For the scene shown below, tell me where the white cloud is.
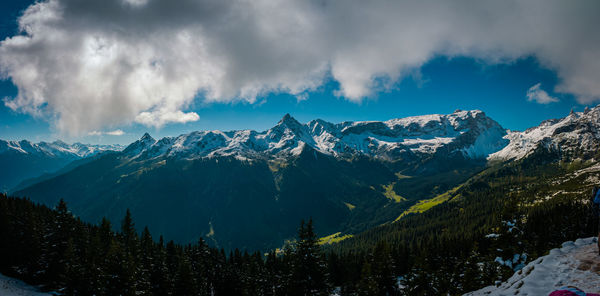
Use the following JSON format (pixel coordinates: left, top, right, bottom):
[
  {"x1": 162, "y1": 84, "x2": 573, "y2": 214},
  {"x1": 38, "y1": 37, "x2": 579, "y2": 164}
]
[
  {"x1": 1, "y1": 0, "x2": 599, "y2": 135},
  {"x1": 135, "y1": 110, "x2": 199, "y2": 127},
  {"x1": 106, "y1": 129, "x2": 125, "y2": 136},
  {"x1": 526, "y1": 83, "x2": 559, "y2": 104},
  {"x1": 88, "y1": 129, "x2": 125, "y2": 136}
]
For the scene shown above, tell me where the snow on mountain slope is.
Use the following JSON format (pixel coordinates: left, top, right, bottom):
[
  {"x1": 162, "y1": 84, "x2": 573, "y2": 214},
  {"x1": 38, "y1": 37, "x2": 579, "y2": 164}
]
[
  {"x1": 466, "y1": 237, "x2": 600, "y2": 296},
  {"x1": 0, "y1": 273, "x2": 52, "y2": 296},
  {"x1": 489, "y1": 105, "x2": 600, "y2": 161},
  {"x1": 0, "y1": 139, "x2": 123, "y2": 158},
  {"x1": 124, "y1": 110, "x2": 509, "y2": 161},
  {"x1": 0, "y1": 139, "x2": 125, "y2": 191}
]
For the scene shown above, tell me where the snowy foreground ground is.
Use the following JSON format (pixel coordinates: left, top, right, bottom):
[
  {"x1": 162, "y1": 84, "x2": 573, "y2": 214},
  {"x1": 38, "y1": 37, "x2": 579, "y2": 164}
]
[
  {"x1": 0, "y1": 273, "x2": 52, "y2": 296},
  {"x1": 466, "y1": 237, "x2": 600, "y2": 295}
]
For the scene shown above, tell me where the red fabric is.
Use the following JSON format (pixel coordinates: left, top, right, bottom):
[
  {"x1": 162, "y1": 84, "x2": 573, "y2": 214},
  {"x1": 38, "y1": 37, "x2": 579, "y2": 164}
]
[
  {"x1": 549, "y1": 291, "x2": 600, "y2": 296},
  {"x1": 549, "y1": 291, "x2": 579, "y2": 296}
]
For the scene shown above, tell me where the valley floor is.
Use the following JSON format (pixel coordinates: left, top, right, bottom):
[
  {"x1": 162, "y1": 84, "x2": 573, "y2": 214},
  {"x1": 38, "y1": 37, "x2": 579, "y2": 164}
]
[
  {"x1": 0, "y1": 273, "x2": 52, "y2": 296},
  {"x1": 467, "y1": 237, "x2": 600, "y2": 295}
]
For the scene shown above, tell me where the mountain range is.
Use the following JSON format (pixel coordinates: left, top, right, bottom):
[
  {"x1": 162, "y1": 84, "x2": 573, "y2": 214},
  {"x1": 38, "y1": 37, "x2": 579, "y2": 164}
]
[
  {"x1": 6, "y1": 106, "x2": 600, "y2": 250},
  {"x1": 120, "y1": 109, "x2": 507, "y2": 162},
  {"x1": 0, "y1": 140, "x2": 123, "y2": 192}
]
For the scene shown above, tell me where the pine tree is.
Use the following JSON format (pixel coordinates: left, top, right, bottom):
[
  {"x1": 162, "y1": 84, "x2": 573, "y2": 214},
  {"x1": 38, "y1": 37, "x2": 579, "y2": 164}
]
[
  {"x1": 120, "y1": 209, "x2": 140, "y2": 296},
  {"x1": 356, "y1": 261, "x2": 379, "y2": 296},
  {"x1": 174, "y1": 254, "x2": 197, "y2": 295},
  {"x1": 137, "y1": 226, "x2": 153, "y2": 294},
  {"x1": 190, "y1": 238, "x2": 211, "y2": 296},
  {"x1": 288, "y1": 219, "x2": 330, "y2": 296},
  {"x1": 45, "y1": 199, "x2": 74, "y2": 289},
  {"x1": 371, "y1": 241, "x2": 397, "y2": 296},
  {"x1": 151, "y1": 236, "x2": 171, "y2": 296}
]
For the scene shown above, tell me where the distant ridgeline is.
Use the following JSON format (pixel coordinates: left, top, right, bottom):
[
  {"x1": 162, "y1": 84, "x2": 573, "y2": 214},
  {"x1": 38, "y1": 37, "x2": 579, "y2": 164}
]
[{"x1": 0, "y1": 140, "x2": 123, "y2": 192}]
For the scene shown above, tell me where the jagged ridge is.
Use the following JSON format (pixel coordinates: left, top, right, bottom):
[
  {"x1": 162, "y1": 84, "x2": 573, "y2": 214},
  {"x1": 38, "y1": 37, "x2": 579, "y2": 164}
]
[
  {"x1": 124, "y1": 109, "x2": 508, "y2": 161},
  {"x1": 0, "y1": 139, "x2": 123, "y2": 158},
  {"x1": 489, "y1": 105, "x2": 600, "y2": 161}
]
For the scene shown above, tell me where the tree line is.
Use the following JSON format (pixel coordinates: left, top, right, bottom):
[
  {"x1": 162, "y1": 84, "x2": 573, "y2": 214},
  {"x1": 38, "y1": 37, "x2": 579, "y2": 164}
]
[
  {"x1": 0, "y1": 194, "x2": 396, "y2": 295},
  {"x1": 0, "y1": 159, "x2": 596, "y2": 295}
]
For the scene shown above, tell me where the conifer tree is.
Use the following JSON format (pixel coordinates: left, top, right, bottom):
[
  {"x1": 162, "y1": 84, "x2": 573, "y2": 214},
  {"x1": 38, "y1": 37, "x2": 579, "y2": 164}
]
[
  {"x1": 45, "y1": 199, "x2": 73, "y2": 289},
  {"x1": 371, "y1": 241, "x2": 397, "y2": 295},
  {"x1": 356, "y1": 261, "x2": 379, "y2": 296},
  {"x1": 150, "y1": 236, "x2": 171, "y2": 296},
  {"x1": 137, "y1": 226, "x2": 153, "y2": 294},
  {"x1": 288, "y1": 219, "x2": 330, "y2": 296},
  {"x1": 120, "y1": 209, "x2": 140, "y2": 296}
]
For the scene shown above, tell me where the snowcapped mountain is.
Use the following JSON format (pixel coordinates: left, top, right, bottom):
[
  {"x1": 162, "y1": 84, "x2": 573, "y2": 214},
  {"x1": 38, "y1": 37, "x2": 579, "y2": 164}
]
[
  {"x1": 0, "y1": 139, "x2": 123, "y2": 158},
  {"x1": 12, "y1": 110, "x2": 508, "y2": 250},
  {"x1": 124, "y1": 109, "x2": 508, "y2": 161},
  {"x1": 489, "y1": 105, "x2": 600, "y2": 162},
  {"x1": 0, "y1": 140, "x2": 124, "y2": 191}
]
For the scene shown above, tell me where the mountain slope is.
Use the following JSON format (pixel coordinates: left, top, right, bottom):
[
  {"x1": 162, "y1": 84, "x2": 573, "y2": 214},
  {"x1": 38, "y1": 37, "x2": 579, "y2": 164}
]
[
  {"x1": 466, "y1": 237, "x2": 600, "y2": 295},
  {"x1": 323, "y1": 107, "x2": 600, "y2": 294},
  {"x1": 13, "y1": 110, "x2": 507, "y2": 250},
  {"x1": 0, "y1": 140, "x2": 123, "y2": 192},
  {"x1": 0, "y1": 273, "x2": 51, "y2": 296},
  {"x1": 489, "y1": 106, "x2": 600, "y2": 162}
]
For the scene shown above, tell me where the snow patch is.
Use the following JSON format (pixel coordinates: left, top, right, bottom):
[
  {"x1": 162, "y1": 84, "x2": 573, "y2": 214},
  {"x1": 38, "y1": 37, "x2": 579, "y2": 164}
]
[
  {"x1": 466, "y1": 237, "x2": 600, "y2": 295},
  {"x1": 0, "y1": 139, "x2": 123, "y2": 158},
  {"x1": 0, "y1": 273, "x2": 53, "y2": 296},
  {"x1": 489, "y1": 105, "x2": 600, "y2": 161}
]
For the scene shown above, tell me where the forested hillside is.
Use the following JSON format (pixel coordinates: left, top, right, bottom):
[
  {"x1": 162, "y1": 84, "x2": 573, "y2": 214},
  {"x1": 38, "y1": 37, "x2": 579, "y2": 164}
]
[
  {"x1": 4, "y1": 108, "x2": 600, "y2": 295},
  {"x1": 327, "y1": 153, "x2": 598, "y2": 294},
  {"x1": 1, "y1": 150, "x2": 597, "y2": 295},
  {"x1": 0, "y1": 195, "x2": 335, "y2": 295}
]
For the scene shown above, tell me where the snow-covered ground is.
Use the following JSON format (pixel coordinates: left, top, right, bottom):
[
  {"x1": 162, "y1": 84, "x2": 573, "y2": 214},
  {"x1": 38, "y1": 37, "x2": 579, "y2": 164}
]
[
  {"x1": 0, "y1": 273, "x2": 52, "y2": 296},
  {"x1": 466, "y1": 237, "x2": 600, "y2": 295}
]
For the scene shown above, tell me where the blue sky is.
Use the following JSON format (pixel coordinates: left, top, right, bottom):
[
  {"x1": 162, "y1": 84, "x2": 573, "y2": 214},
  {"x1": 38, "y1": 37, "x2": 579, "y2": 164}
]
[{"x1": 0, "y1": 0, "x2": 593, "y2": 145}]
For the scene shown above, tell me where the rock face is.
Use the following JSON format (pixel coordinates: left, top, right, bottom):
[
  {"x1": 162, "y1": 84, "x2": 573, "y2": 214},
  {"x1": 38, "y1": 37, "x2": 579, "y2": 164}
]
[
  {"x1": 489, "y1": 105, "x2": 600, "y2": 162},
  {"x1": 0, "y1": 139, "x2": 123, "y2": 191}
]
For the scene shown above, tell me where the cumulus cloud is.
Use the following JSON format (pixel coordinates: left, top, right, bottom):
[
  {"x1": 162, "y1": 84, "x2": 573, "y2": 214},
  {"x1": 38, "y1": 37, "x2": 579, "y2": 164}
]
[
  {"x1": 88, "y1": 129, "x2": 125, "y2": 136},
  {"x1": 135, "y1": 110, "x2": 200, "y2": 127},
  {"x1": 1, "y1": 0, "x2": 599, "y2": 134},
  {"x1": 526, "y1": 83, "x2": 559, "y2": 104}
]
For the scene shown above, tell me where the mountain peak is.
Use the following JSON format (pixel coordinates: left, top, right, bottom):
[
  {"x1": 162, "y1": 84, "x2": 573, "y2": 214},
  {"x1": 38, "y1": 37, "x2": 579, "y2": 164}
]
[
  {"x1": 141, "y1": 132, "x2": 154, "y2": 141},
  {"x1": 52, "y1": 140, "x2": 68, "y2": 146},
  {"x1": 123, "y1": 133, "x2": 156, "y2": 156},
  {"x1": 278, "y1": 113, "x2": 299, "y2": 125},
  {"x1": 274, "y1": 113, "x2": 304, "y2": 133}
]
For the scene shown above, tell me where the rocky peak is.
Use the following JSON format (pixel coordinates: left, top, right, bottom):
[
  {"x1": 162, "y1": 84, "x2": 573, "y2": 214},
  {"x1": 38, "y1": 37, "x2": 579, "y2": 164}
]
[
  {"x1": 123, "y1": 133, "x2": 157, "y2": 156},
  {"x1": 140, "y1": 132, "x2": 155, "y2": 143}
]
